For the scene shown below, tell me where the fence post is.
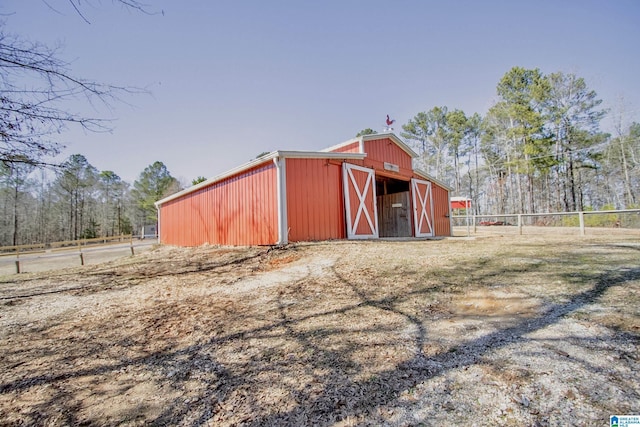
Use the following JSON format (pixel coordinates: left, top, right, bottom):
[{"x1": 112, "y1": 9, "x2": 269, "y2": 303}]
[
  {"x1": 15, "y1": 260, "x2": 20, "y2": 274},
  {"x1": 80, "y1": 252, "x2": 85, "y2": 266},
  {"x1": 579, "y1": 211, "x2": 585, "y2": 236},
  {"x1": 130, "y1": 235, "x2": 135, "y2": 256},
  {"x1": 473, "y1": 215, "x2": 477, "y2": 233},
  {"x1": 518, "y1": 214, "x2": 523, "y2": 235},
  {"x1": 465, "y1": 208, "x2": 470, "y2": 237}
]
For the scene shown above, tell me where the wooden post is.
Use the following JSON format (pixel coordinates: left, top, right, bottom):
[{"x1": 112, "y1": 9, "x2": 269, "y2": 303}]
[
  {"x1": 130, "y1": 235, "x2": 135, "y2": 256},
  {"x1": 465, "y1": 200, "x2": 470, "y2": 237},
  {"x1": 579, "y1": 211, "x2": 585, "y2": 236},
  {"x1": 15, "y1": 246, "x2": 21, "y2": 273},
  {"x1": 79, "y1": 252, "x2": 85, "y2": 266},
  {"x1": 518, "y1": 214, "x2": 523, "y2": 235}
]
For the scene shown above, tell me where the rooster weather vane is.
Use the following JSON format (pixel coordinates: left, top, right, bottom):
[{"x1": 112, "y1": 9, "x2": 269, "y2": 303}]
[{"x1": 384, "y1": 114, "x2": 395, "y2": 131}]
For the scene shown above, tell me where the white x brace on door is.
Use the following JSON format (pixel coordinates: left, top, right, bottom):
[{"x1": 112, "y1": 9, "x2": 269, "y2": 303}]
[
  {"x1": 343, "y1": 163, "x2": 379, "y2": 239},
  {"x1": 411, "y1": 178, "x2": 434, "y2": 237}
]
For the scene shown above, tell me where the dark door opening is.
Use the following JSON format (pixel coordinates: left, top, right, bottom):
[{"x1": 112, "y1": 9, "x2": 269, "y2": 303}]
[{"x1": 376, "y1": 176, "x2": 412, "y2": 237}]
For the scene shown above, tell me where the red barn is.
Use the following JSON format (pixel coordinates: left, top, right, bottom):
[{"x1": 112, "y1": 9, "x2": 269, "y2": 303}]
[{"x1": 155, "y1": 133, "x2": 452, "y2": 246}]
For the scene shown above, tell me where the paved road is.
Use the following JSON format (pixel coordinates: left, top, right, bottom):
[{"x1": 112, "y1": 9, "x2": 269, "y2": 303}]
[{"x1": 0, "y1": 240, "x2": 157, "y2": 276}]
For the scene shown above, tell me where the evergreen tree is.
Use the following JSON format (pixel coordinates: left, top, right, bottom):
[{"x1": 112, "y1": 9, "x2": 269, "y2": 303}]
[
  {"x1": 131, "y1": 161, "x2": 179, "y2": 230},
  {"x1": 545, "y1": 72, "x2": 607, "y2": 211},
  {"x1": 356, "y1": 128, "x2": 377, "y2": 137},
  {"x1": 401, "y1": 107, "x2": 449, "y2": 178}
]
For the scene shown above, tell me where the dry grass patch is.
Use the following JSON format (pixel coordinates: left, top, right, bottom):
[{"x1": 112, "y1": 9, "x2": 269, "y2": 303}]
[{"x1": 0, "y1": 235, "x2": 638, "y2": 426}]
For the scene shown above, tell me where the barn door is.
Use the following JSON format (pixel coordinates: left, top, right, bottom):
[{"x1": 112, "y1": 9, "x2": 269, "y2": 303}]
[
  {"x1": 377, "y1": 192, "x2": 412, "y2": 237},
  {"x1": 343, "y1": 163, "x2": 379, "y2": 239},
  {"x1": 411, "y1": 178, "x2": 434, "y2": 237}
]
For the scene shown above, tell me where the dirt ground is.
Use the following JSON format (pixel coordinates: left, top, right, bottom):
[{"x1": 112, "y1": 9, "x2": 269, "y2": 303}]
[{"x1": 0, "y1": 234, "x2": 638, "y2": 426}]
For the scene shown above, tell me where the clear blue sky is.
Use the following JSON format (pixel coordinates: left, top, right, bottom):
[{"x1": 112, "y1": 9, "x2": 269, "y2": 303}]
[{"x1": 3, "y1": 0, "x2": 639, "y2": 184}]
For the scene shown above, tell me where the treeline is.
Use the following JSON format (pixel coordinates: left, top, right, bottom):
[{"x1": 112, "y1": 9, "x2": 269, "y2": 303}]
[
  {"x1": 0, "y1": 156, "x2": 181, "y2": 246},
  {"x1": 398, "y1": 67, "x2": 639, "y2": 215},
  {"x1": 2, "y1": 66, "x2": 639, "y2": 246},
  {"x1": 0, "y1": 4, "x2": 181, "y2": 247}
]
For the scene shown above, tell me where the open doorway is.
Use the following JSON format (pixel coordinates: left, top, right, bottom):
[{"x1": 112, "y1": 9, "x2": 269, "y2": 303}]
[{"x1": 376, "y1": 176, "x2": 412, "y2": 237}]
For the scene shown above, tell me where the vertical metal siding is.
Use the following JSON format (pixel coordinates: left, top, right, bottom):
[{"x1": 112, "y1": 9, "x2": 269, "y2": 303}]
[
  {"x1": 328, "y1": 141, "x2": 360, "y2": 154},
  {"x1": 431, "y1": 183, "x2": 451, "y2": 236},
  {"x1": 363, "y1": 138, "x2": 413, "y2": 174},
  {"x1": 159, "y1": 163, "x2": 278, "y2": 246},
  {"x1": 285, "y1": 158, "x2": 345, "y2": 241}
]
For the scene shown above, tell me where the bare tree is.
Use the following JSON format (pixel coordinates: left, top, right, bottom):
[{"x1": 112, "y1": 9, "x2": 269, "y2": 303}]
[
  {"x1": 0, "y1": 1, "x2": 151, "y2": 167},
  {"x1": 63, "y1": 1, "x2": 153, "y2": 24},
  {"x1": 0, "y1": 159, "x2": 34, "y2": 245},
  {"x1": 54, "y1": 154, "x2": 98, "y2": 240}
]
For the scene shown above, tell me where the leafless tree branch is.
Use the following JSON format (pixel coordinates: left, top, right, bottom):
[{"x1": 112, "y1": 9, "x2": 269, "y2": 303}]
[{"x1": 0, "y1": 0, "x2": 151, "y2": 167}]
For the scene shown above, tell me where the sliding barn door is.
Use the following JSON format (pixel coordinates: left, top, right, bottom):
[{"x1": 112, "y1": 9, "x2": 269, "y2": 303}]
[
  {"x1": 343, "y1": 163, "x2": 379, "y2": 239},
  {"x1": 411, "y1": 178, "x2": 434, "y2": 237}
]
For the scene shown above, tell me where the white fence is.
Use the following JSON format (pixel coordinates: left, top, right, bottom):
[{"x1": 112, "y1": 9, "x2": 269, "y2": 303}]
[{"x1": 451, "y1": 209, "x2": 640, "y2": 236}]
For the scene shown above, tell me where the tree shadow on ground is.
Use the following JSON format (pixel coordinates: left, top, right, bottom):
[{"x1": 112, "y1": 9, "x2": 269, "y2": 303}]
[
  {"x1": 239, "y1": 264, "x2": 640, "y2": 426},
  {"x1": 0, "y1": 242, "x2": 638, "y2": 426}
]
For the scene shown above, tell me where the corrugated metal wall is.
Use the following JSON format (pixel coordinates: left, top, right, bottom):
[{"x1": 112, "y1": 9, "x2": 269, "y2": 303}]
[
  {"x1": 329, "y1": 141, "x2": 360, "y2": 154},
  {"x1": 431, "y1": 183, "x2": 451, "y2": 236},
  {"x1": 159, "y1": 162, "x2": 278, "y2": 246},
  {"x1": 335, "y1": 136, "x2": 451, "y2": 238},
  {"x1": 158, "y1": 135, "x2": 450, "y2": 246},
  {"x1": 362, "y1": 138, "x2": 413, "y2": 174},
  {"x1": 285, "y1": 158, "x2": 345, "y2": 241}
]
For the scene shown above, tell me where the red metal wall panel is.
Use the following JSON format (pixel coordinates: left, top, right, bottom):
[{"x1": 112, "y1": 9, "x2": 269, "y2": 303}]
[
  {"x1": 159, "y1": 163, "x2": 278, "y2": 246},
  {"x1": 285, "y1": 158, "x2": 345, "y2": 241},
  {"x1": 328, "y1": 141, "x2": 360, "y2": 154},
  {"x1": 431, "y1": 183, "x2": 451, "y2": 237},
  {"x1": 159, "y1": 134, "x2": 450, "y2": 246},
  {"x1": 362, "y1": 138, "x2": 413, "y2": 177}
]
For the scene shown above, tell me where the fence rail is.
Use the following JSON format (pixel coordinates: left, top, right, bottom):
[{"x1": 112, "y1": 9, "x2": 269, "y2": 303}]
[
  {"x1": 0, "y1": 235, "x2": 157, "y2": 275},
  {"x1": 0, "y1": 234, "x2": 135, "y2": 257},
  {"x1": 452, "y1": 208, "x2": 640, "y2": 236}
]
